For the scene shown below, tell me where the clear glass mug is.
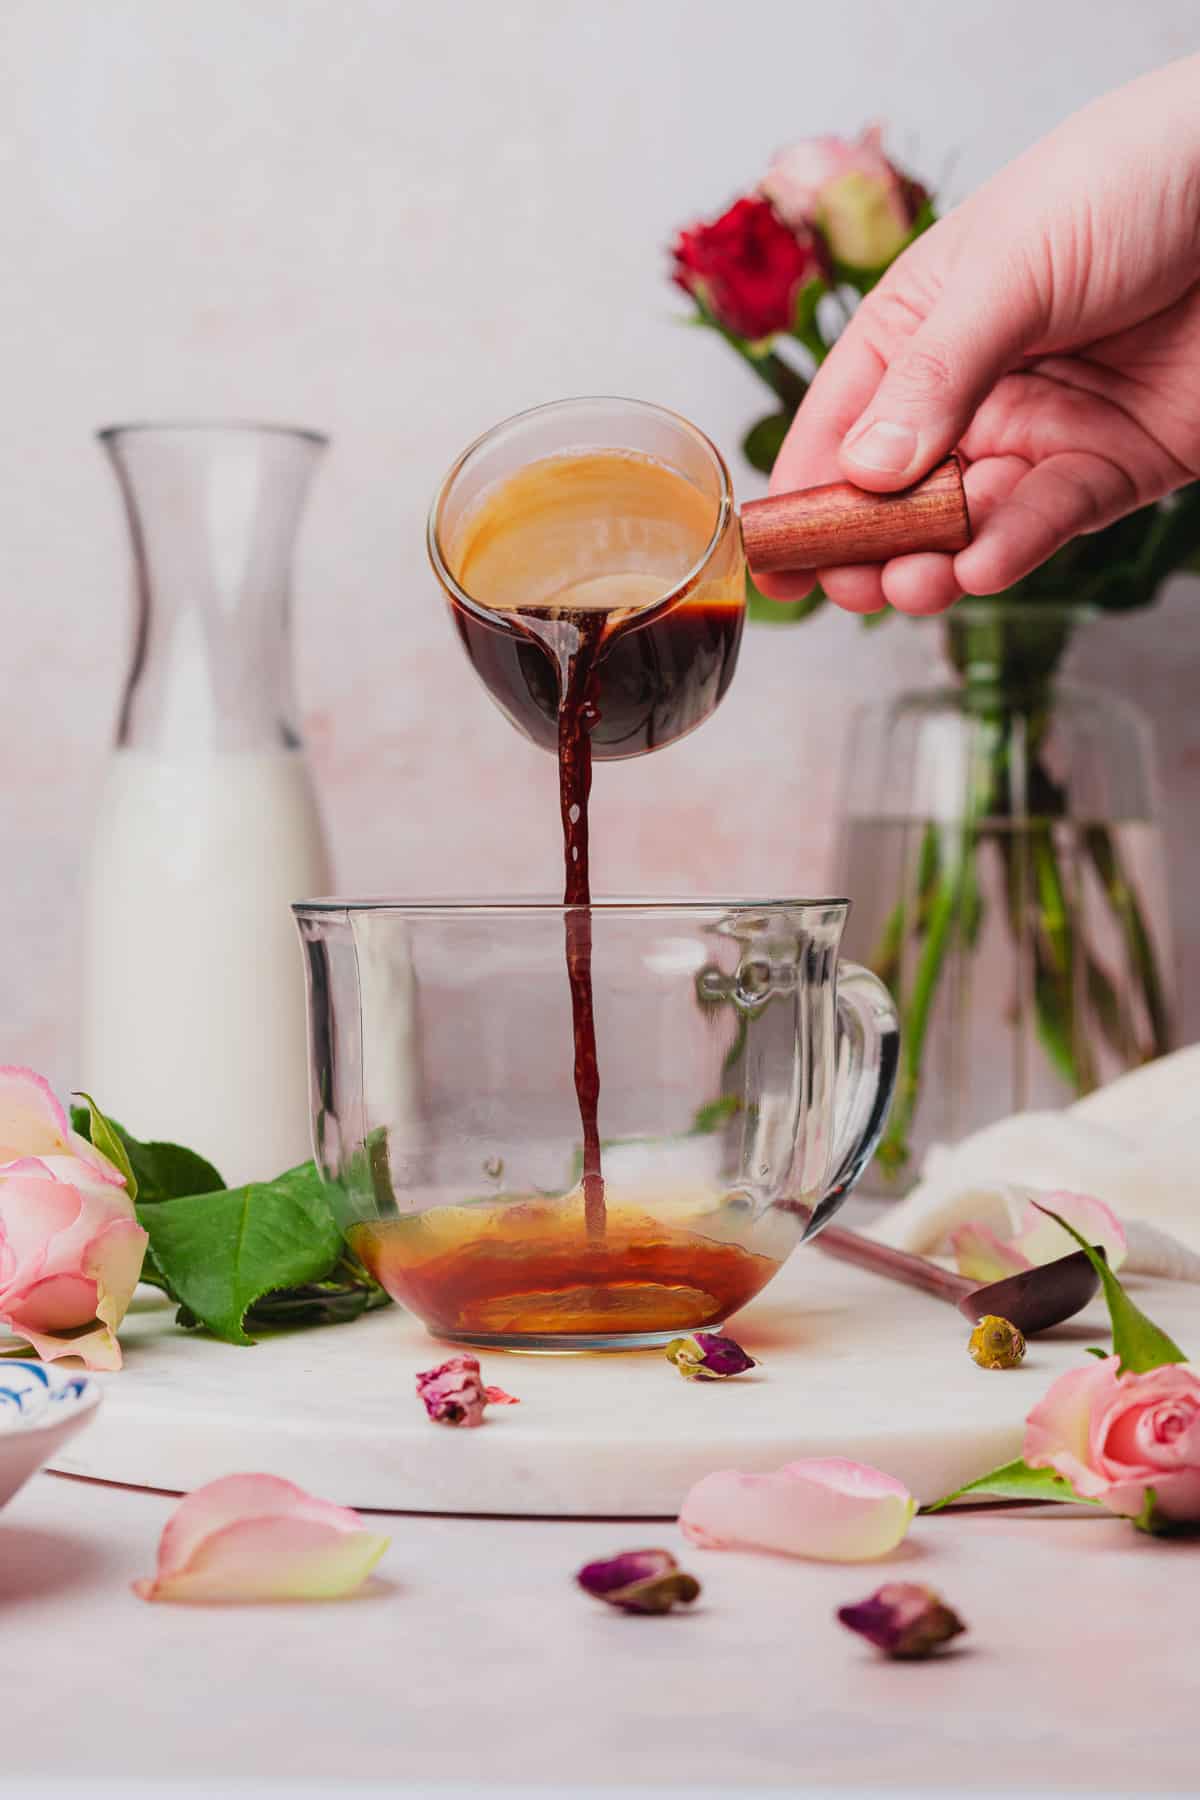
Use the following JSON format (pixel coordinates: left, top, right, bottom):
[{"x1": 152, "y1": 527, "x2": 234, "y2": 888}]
[{"x1": 294, "y1": 898, "x2": 899, "y2": 1350}]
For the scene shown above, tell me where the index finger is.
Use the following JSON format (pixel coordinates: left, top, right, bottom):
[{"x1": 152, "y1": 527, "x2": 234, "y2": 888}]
[
  {"x1": 751, "y1": 315, "x2": 892, "y2": 603},
  {"x1": 768, "y1": 324, "x2": 889, "y2": 498}
]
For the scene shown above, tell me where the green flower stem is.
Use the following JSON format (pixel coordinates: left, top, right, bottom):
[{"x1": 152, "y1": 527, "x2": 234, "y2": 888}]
[
  {"x1": 689, "y1": 292, "x2": 809, "y2": 413},
  {"x1": 1029, "y1": 823, "x2": 1093, "y2": 1091},
  {"x1": 868, "y1": 824, "x2": 941, "y2": 991},
  {"x1": 734, "y1": 342, "x2": 808, "y2": 411},
  {"x1": 876, "y1": 825, "x2": 973, "y2": 1174},
  {"x1": 1084, "y1": 824, "x2": 1172, "y2": 1056}
]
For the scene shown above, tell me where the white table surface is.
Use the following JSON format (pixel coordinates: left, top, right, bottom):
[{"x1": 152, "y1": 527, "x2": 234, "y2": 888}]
[{"x1": 3, "y1": 1470, "x2": 1198, "y2": 1797}]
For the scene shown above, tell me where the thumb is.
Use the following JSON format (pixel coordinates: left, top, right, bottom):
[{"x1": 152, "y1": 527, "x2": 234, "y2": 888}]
[{"x1": 839, "y1": 269, "x2": 1040, "y2": 489}]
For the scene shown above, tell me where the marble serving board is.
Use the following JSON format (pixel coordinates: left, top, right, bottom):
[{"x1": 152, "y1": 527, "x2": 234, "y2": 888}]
[{"x1": 47, "y1": 1253, "x2": 1200, "y2": 1516}]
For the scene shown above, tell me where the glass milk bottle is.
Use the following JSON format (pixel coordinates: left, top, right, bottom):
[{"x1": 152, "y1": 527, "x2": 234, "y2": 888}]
[{"x1": 81, "y1": 423, "x2": 333, "y2": 1185}]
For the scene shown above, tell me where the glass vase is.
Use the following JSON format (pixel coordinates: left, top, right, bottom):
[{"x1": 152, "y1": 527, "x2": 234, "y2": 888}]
[
  {"x1": 80, "y1": 423, "x2": 333, "y2": 1185},
  {"x1": 836, "y1": 602, "x2": 1174, "y2": 1194}
]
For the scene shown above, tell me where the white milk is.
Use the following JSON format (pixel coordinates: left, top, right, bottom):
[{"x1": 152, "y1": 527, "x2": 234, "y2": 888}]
[{"x1": 80, "y1": 747, "x2": 332, "y2": 1187}]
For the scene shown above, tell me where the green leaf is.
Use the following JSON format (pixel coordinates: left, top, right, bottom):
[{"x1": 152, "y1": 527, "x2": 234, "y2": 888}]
[
  {"x1": 120, "y1": 1138, "x2": 225, "y2": 1205},
  {"x1": 1131, "y1": 1485, "x2": 1200, "y2": 1538},
  {"x1": 744, "y1": 568, "x2": 826, "y2": 625},
  {"x1": 741, "y1": 411, "x2": 792, "y2": 476},
  {"x1": 1031, "y1": 1202, "x2": 1188, "y2": 1374},
  {"x1": 1085, "y1": 1346, "x2": 1111, "y2": 1360},
  {"x1": 244, "y1": 1261, "x2": 390, "y2": 1331},
  {"x1": 71, "y1": 1093, "x2": 137, "y2": 1201},
  {"x1": 1133, "y1": 1486, "x2": 1160, "y2": 1535},
  {"x1": 923, "y1": 1457, "x2": 1097, "y2": 1514},
  {"x1": 137, "y1": 1161, "x2": 344, "y2": 1346},
  {"x1": 689, "y1": 1094, "x2": 741, "y2": 1135},
  {"x1": 71, "y1": 1105, "x2": 224, "y2": 1205}
]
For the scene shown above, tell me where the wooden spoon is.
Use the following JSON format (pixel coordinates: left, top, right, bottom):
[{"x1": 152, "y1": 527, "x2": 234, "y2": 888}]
[{"x1": 813, "y1": 1222, "x2": 1102, "y2": 1336}]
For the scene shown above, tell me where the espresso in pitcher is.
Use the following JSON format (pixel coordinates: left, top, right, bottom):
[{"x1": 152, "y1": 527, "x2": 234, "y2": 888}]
[{"x1": 448, "y1": 452, "x2": 744, "y2": 758}]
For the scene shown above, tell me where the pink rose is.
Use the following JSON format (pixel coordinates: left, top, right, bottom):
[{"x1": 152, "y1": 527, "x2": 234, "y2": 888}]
[
  {"x1": 762, "y1": 125, "x2": 925, "y2": 269},
  {"x1": 0, "y1": 1068, "x2": 147, "y2": 1370},
  {"x1": 1025, "y1": 1356, "x2": 1200, "y2": 1524}
]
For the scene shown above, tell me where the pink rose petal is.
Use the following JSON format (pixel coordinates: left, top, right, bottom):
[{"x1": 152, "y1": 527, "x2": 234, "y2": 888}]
[
  {"x1": 680, "y1": 1457, "x2": 915, "y2": 1562},
  {"x1": 15, "y1": 1319, "x2": 124, "y2": 1371},
  {"x1": 135, "y1": 1474, "x2": 390, "y2": 1603},
  {"x1": 0, "y1": 1069, "x2": 125, "y2": 1186},
  {"x1": 951, "y1": 1222, "x2": 1029, "y2": 1284},
  {"x1": 1020, "y1": 1191, "x2": 1127, "y2": 1272},
  {"x1": 952, "y1": 1189, "x2": 1126, "y2": 1282},
  {"x1": 0, "y1": 1066, "x2": 71, "y2": 1160}
]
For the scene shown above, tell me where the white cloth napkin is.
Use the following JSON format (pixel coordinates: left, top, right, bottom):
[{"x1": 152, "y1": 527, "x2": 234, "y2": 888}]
[{"x1": 869, "y1": 1043, "x2": 1200, "y2": 1274}]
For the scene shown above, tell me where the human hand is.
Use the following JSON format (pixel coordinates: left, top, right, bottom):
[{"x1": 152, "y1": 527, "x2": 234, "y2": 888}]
[{"x1": 762, "y1": 55, "x2": 1200, "y2": 615}]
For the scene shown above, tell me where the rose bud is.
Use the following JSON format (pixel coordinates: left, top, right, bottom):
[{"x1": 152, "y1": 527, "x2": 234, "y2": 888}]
[
  {"x1": 837, "y1": 1583, "x2": 966, "y2": 1660},
  {"x1": 415, "y1": 1354, "x2": 519, "y2": 1427},
  {"x1": 576, "y1": 1549, "x2": 701, "y2": 1615},
  {"x1": 762, "y1": 125, "x2": 926, "y2": 270},
  {"x1": 968, "y1": 1315, "x2": 1027, "y2": 1371},
  {"x1": 665, "y1": 1331, "x2": 757, "y2": 1381},
  {"x1": 671, "y1": 195, "x2": 820, "y2": 342}
]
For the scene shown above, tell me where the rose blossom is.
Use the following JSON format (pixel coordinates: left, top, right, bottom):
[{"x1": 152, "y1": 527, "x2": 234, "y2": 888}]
[
  {"x1": 1025, "y1": 1355, "x2": 1200, "y2": 1524},
  {"x1": 671, "y1": 195, "x2": 819, "y2": 341},
  {"x1": 762, "y1": 125, "x2": 925, "y2": 269},
  {"x1": 0, "y1": 1068, "x2": 146, "y2": 1370},
  {"x1": 415, "y1": 1353, "x2": 519, "y2": 1426}
]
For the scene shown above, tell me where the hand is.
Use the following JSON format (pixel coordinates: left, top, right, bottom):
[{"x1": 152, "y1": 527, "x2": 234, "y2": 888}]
[{"x1": 762, "y1": 55, "x2": 1200, "y2": 616}]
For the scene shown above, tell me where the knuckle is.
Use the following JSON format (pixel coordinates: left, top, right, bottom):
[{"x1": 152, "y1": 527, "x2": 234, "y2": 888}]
[{"x1": 887, "y1": 340, "x2": 959, "y2": 405}]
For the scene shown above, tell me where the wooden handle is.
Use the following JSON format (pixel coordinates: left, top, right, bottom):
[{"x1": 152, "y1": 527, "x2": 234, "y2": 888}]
[
  {"x1": 740, "y1": 456, "x2": 971, "y2": 575},
  {"x1": 811, "y1": 1223, "x2": 974, "y2": 1308}
]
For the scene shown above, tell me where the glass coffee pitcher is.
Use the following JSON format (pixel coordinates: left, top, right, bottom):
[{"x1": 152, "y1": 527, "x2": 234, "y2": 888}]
[{"x1": 80, "y1": 423, "x2": 332, "y2": 1184}]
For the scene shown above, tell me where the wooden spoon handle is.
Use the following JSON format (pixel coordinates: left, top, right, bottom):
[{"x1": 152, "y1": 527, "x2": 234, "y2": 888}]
[
  {"x1": 740, "y1": 456, "x2": 970, "y2": 576},
  {"x1": 813, "y1": 1222, "x2": 974, "y2": 1308}
]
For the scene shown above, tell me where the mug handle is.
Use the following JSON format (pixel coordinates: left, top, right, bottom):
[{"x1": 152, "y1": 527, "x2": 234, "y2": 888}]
[{"x1": 802, "y1": 960, "x2": 900, "y2": 1242}]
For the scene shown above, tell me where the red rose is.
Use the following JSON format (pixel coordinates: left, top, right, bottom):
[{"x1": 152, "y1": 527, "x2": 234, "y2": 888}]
[{"x1": 671, "y1": 196, "x2": 818, "y2": 342}]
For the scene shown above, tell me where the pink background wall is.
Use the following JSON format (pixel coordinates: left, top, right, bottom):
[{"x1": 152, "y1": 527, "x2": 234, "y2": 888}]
[{"x1": 4, "y1": 0, "x2": 1199, "y2": 1092}]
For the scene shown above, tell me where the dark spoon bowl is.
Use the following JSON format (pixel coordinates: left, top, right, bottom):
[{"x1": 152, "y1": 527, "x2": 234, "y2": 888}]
[{"x1": 958, "y1": 1247, "x2": 1103, "y2": 1334}]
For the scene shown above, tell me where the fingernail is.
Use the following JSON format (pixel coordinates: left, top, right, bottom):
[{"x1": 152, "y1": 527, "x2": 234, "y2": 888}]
[{"x1": 844, "y1": 420, "x2": 918, "y2": 473}]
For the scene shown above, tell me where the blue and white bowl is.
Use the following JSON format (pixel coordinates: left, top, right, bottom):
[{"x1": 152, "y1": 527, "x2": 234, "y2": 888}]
[{"x1": 0, "y1": 1361, "x2": 101, "y2": 1510}]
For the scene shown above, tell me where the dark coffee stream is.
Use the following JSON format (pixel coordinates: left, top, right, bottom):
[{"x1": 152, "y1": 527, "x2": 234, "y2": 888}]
[
  {"x1": 450, "y1": 580, "x2": 744, "y2": 1252},
  {"x1": 555, "y1": 611, "x2": 607, "y2": 1240}
]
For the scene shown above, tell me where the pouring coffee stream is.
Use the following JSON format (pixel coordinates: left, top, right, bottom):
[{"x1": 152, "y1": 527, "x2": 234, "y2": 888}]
[{"x1": 433, "y1": 405, "x2": 971, "y2": 1254}]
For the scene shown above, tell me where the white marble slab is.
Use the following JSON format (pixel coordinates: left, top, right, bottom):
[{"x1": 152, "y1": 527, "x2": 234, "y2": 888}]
[{"x1": 47, "y1": 1251, "x2": 1200, "y2": 1514}]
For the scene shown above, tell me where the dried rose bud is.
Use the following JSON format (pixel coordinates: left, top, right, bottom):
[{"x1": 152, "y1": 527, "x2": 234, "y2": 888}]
[
  {"x1": 415, "y1": 1354, "x2": 519, "y2": 1427},
  {"x1": 665, "y1": 1331, "x2": 757, "y2": 1381},
  {"x1": 576, "y1": 1549, "x2": 701, "y2": 1615},
  {"x1": 837, "y1": 1582, "x2": 966, "y2": 1660},
  {"x1": 968, "y1": 1314, "x2": 1027, "y2": 1371}
]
